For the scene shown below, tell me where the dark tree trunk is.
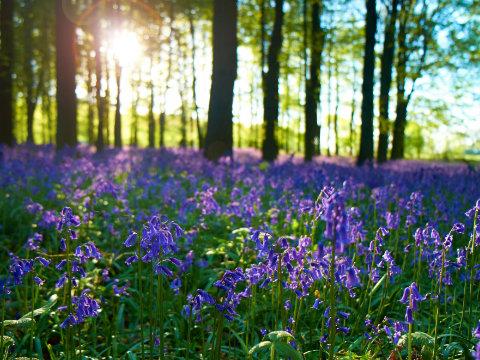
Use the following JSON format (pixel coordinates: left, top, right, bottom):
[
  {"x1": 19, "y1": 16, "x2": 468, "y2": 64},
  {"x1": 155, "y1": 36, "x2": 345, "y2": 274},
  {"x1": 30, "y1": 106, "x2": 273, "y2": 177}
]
[
  {"x1": 204, "y1": 0, "x2": 237, "y2": 160},
  {"x1": 357, "y1": 0, "x2": 377, "y2": 166},
  {"x1": 334, "y1": 61, "x2": 340, "y2": 156},
  {"x1": 39, "y1": 9, "x2": 54, "y2": 144},
  {"x1": 188, "y1": 12, "x2": 203, "y2": 149},
  {"x1": 104, "y1": 57, "x2": 111, "y2": 146},
  {"x1": 148, "y1": 86, "x2": 155, "y2": 148},
  {"x1": 94, "y1": 27, "x2": 105, "y2": 152},
  {"x1": 261, "y1": 0, "x2": 284, "y2": 162},
  {"x1": 55, "y1": 0, "x2": 77, "y2": 149},
  {"x1": 326, "y1": 28, "x2": 332, "y2": 157},
  {"x1": 114, "y1": 60, "x2": 122, "y2": 148},
  {"x1": 377, "y1": 0, "x2": 399, "y2": 163},
  {"x1": 159, "y1": 112, "x2": 165, "y2": 148},
  {"x1": 23, "y1": 0, "x2": 38, "y2": 144},
  {"x1": 148, "y1": 68, "x2": 155, "y2": 148},
  {"x1": 87, "y1": 53, "x2": 95, "y2": 144},
  {"x1": 305, "y1": 0, "x2": 324, "y2": 161},
  {"x1": 391, "y1": 3, "x2": 408, "y2": 160},
  {"x1": 0, "y1": 0, "x2": 14, "y2": 146},
  {"x1": 349, "y1": 62, "x2": 358, "y2": 156}
]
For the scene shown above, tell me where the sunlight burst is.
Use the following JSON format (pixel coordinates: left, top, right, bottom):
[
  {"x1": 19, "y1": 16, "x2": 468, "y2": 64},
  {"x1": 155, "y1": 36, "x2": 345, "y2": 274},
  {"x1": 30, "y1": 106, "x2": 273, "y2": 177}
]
[{"x1": 109, "y1": 30, "x2": 143, "y2": 68}]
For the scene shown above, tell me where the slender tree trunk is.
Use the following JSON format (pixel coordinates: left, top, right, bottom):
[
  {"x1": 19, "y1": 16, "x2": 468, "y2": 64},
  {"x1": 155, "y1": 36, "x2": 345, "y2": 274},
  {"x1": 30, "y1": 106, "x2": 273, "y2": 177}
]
[
  {"x1": 391, "y1": 2, "x2": 408, "y2": 160},
  {"x1": 159, "y1": 113, "x2": 165, "y2": 148},
  {"x1": 114, "y1": 59, "x2": 122, "y2": 148},
  {"x1": 159, "y1": 4, "x2": 174, "y2": 149},
  {"x1": 130, "y1": 72, "x2": 140, "y2": 147},
  {"x1": 0, "y1": 0, "x2": 15, "y2": 146},
  {"x1": 350, "y1": 62, "x2": 358, "y2": 156},
  {"x1": 204, "y1": 0, "x2": 237, "y2": 160},
  {"x1": 377, "y1": 0, "x2": 399, "y2": 163},
  {"x1": 104, "y1": 56, "x2": 111, "y2": 146},
  {"x1": 305, "y1": 0, "x2": 324, "y2": 161},
  {"x1": 39, "y1": 10, "x2": 54, "y2": 144},
  {"x1": 94, "y1": 18, "x2": 105, "y2": 152},
  {"x1": 148, "y1": 61, "x2": 155, "y2": 148},
  {"x1": 261, "y1": 0, "x2": 284, "y2": 162},
  {"x1": 326, "y1": 28, "x2": 332, "y2": 157},
  {"x1": 357, "y1": 0, "x2": 377, "y2": 166},
  {"x1": 55, "y1": 0, "x2": 77, "y2": 149},
  {"x1": 188, "y1": 12, "x2": 203, "y2": 148},
  {"x1": 23, "y1": 0, "x2": 39, "y2": 144},
  {"x1": 87, "y1": 52, "x2": 95, "y2": 144},
  {"x1": 334, "y1": 61, "x2": 340, "y2": 156}
]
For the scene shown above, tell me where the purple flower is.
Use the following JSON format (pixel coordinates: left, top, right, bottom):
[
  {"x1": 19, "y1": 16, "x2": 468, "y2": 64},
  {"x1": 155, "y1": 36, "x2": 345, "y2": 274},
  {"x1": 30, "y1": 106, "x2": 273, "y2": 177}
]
[
  {"x1": 400, "y1": 282, "x2": 426, "y2": 324},
  {"x1": 124, "y1": 232, "x2": 137, "y2": 248},
  {"x1": 473, "y1": 321, "x2": 480, "y2": 339}
]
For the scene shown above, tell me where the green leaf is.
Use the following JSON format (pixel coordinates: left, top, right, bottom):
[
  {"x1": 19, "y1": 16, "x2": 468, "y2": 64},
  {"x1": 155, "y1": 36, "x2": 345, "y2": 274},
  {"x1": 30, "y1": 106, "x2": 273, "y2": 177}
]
[
  {"x1": 249, "y1": 340, "x2": 272, "y2": 355},
  {"x1": 273, "y1": 342, "x2": 303, "y2": 360},
  {"x1": 398, "y1": 331, "x2": 434, "y2": 350},
  {"x1": 3, "y1": 317, "x2": 35, "y2": 329},
  {"x1": 21, "y1": 294, "x2": 58, "y2": 319},
  {"x1": 369, "y1": 274, "x2": 386, "y2": 297},
  {"x1": 116, "y1": 303, "x2": 125, "y2": 331},
  {"x1": 126, "y1": 350, "x2": 138, "y2": 360},
  {"x1": 232, "y1": 227, "x2": 250, "y2": 235},
  {"x1": 267, "y1": 330, "x2": 295, "y2": 342},
  {"x1": 35, "y1": 337, "x2": 44, "y2": 360}
]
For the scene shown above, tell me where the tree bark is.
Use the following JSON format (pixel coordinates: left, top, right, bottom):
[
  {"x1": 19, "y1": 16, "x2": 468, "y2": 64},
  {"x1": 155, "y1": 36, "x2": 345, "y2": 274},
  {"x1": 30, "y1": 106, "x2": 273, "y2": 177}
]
[
  {"x1": 204, "y1": 0, "x2": 237, "y2": 160},
  {"x1": 391, "y1": 1, "x2": 408, "y2": 160},
  {"x1": 261, "y1": 0, "x2": 284, "y2": 162},
  {"x1": 148, "y1": 62, "x2": 155, "y2": 148},
  {"x1": 87, "y1": 51, "x2": 95, "y2": 145},
  {"x1": 377, "y1": 0, "x2": 399, "y2": 163},
  {"x1": 94, "y1": 17, "x2": 105, "y2": 152},
  {"x1": 114, "y1": 59, "x2": 122, "y2": 148},
  {"x1": 334, "y1": 61, "x2": 340, "y2": 156},
  {"x1": 188, "y1": 12, "x2": 203, "y2": 149},
  {"x1": 305, "y1": 0, "x2": 325, "y2": 161},
  {"x1": 0, "y1": 0, "x2": 14, "y2": 146},
  {"x1": 23, "y1": 0, "x2": 40, "y2": 144},
  {"x1": 55, "y1": 0, "x2": 77, "y2": 149},
  {"x1": 357, "y1": 0, "x2": 377, "y2": 166}
]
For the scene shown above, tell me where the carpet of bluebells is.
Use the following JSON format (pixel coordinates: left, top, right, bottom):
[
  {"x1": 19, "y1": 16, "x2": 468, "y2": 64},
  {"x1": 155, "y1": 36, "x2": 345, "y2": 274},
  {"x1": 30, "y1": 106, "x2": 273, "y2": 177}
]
[{"x1": 1, "y1": 145, "x2": 480, "y2": 360}]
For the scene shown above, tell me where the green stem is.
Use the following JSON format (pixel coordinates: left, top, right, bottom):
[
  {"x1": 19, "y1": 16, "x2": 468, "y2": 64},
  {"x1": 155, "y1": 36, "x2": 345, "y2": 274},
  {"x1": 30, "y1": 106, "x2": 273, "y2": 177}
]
[
  {"x1": 137, "y1": 244, "x2": 145, "y2": 360},
  {"x1": 158, "y1": 274, "x2": 164, "y2": 360},
  {"x1": 328, "y1": 233, "x2": 337, "y2": 360},
  {"x1": 215, "y1": 313, "x2": 224, "y2": 360},
  {"x1": 1, "y1": 294, "x2": 5, "y2": 358},
  {"x1": 407, "y1": 322, "x2": 413, "y2": 360}
]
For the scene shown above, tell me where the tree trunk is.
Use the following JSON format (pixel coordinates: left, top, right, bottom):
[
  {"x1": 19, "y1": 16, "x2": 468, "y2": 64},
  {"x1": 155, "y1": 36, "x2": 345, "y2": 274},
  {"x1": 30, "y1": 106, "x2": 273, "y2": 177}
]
[
  {"x1": 55, "y1": 0, "x2": 77, "y2": 149},
  {"x1": 188, "y1": 12, "x2": 203, "y2": 149},
  {"x1": 305, "y1": 0, "x2": 324, "y2": 161},
  {"x1": 23, "y1": 0, "x2": 38, "y2": 144},
  {"x1": 349, "y1": 62, "x2": 358, "y2": 156},
  {"x1": 148, "y1": 61, "x2": 155, "y2": 148},
  {"x1": 204, "y1": 0, "x2": 237, "y2": 160},
  {"x1": 261, "y1": 0, "x2": 284, "y2": 162},
  {"x1": 391, "y1": 2, "x2": 408, "y2": 160},
  {"x1": 0, "y1": 0, "x2": 15, "y2": 146},
  {"x1": 159, "y1": 112, "x2": 165, "y2": 148},
  {"x1": 94, "y1": 18, "x2": 105, "y2": 152},
  {"x1": 114, "y1": 59, "x2": 122, "y2": 148},
  {"x1": 87, "y1": 52, "x2": 95, "y2": 144},
  {"x1": 377, "y1": 0, "x2": 399, "y2": 163},
  {"x1": 326, "y1": 27, "x2": 332, "y2": 157},
  {"x1": 334, "y1": 61, "x2": 340, "y2": 156},
  {"x1": 357, "y1": 0, "x2": 377, "y2": 166},
  {"x1": 104, "y1": 56, "x2": 111, "y2": 146}
]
